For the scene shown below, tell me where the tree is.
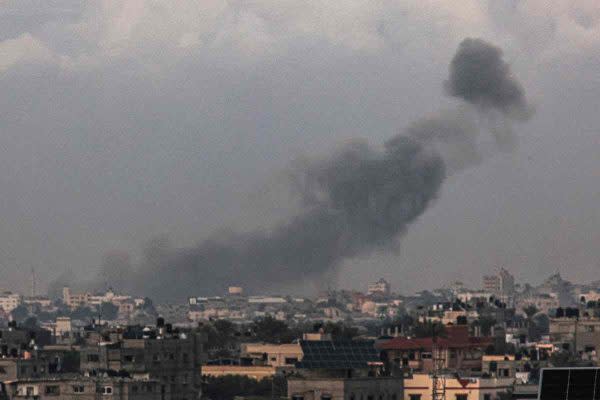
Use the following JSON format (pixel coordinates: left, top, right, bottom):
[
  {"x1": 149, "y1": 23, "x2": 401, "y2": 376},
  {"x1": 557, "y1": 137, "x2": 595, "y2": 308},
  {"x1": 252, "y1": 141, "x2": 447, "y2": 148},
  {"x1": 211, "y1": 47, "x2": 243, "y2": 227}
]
[
  {"x1": 252, "y1": 316, "x2": 294, "y2": 343},
  {"x1": 477, "y1": 316, "x2": 497, "y2": 336},
  {"x1": 22, "y1": 316, "x2": 39, "y2": 329},
  {"x1": 68, "y1": 306, "x2": 94, "y2": 321},
  {"x1": 10, "y1": 305, "x2": 29, "y2": 323},
  {"x1": 412, "y1": 321, "x2": 445, "y2": 338},
  {"x1": 99, "y1": 302, "x2": 119, "y2": 320},
  {"x1": 322, "y1": 321, "x2": 359, "y2": 340},
  {"x1": 523, "y1": 305, "x2": 539, "y2": 319},
  {"x1": 202, "y1": 376, "x2": 276, "y2": 400}
]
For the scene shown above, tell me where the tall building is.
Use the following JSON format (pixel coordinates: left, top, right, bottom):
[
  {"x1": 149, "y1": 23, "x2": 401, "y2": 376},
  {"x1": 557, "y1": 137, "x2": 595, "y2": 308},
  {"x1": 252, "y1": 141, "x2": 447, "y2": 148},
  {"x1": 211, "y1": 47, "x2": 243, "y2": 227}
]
[
  {"x1": 483, "y1": 268, "x2": 515, "y2": 298},
  {"x1": 368, "y1": 278, "x2": 391, "y2": 296}
]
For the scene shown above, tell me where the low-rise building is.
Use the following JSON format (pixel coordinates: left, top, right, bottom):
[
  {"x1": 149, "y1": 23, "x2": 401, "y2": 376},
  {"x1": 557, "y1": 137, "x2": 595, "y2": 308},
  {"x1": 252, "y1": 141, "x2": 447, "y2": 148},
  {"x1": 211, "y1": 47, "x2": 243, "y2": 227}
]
[
  {"x1": 378, "y1": 325, "x2": 492, "y2": 374},
  {"x1": 1, "y1": 375, "x2": 162, "y2": 400},
  {"x1": 403, "y1": 373, "x2": 513, "y2": 400},
  {"x1": 241, "y1": 343, "x2": 303, "y2": 367},
  {"x1": 0, "y1": 292, "x2": 21, "y2": 313}
]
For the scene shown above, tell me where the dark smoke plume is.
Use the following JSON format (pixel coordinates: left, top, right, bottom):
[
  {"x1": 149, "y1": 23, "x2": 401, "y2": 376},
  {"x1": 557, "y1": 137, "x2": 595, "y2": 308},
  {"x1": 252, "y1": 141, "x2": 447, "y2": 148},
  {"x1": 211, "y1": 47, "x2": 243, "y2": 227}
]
[
  {"x1": 135, "y1": 138, "x2": 445, "y2": 300},
  {"x1": 58, "y1": 37, "x2": 531, "y2": 301},
  {"x1": 445, "y1": 38, "x2": 531, "y2": 119}
]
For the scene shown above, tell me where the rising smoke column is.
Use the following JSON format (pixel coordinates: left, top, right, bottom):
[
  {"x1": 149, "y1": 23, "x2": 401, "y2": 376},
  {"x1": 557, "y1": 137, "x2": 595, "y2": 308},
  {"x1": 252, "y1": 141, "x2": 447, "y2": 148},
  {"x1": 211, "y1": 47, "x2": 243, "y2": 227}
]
[
  {"x1": 445, "y1": 38, "x2": 530, "y2": 118},
  {"x1": 444, "y1": 38, "x2": 533, "y2": 151},
  {"x1": 138, "y1": 137, "x2": 445, "y2": 299},
  {"x1": 89, "y1": 37, "x2": 531, "y2": 301}
]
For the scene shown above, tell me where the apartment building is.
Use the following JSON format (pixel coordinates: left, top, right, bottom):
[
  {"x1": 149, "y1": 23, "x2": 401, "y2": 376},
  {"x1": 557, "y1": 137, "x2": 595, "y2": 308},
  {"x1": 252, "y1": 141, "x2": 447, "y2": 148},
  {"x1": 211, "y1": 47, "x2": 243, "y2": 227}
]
[
  {"x1": 403, "y1": 373, "x2": 513, "y2": 400},
  {"x1": 1, "y1": 376, "x2": 162, "y2": 400},
  {"x1": 0, "y1": 293, "x2": 21, "y2": 313}
]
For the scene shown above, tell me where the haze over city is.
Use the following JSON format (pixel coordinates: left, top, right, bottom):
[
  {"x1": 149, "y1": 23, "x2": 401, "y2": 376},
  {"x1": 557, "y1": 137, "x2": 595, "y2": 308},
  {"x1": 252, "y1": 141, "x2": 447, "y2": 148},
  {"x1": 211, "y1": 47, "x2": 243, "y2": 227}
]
[{"x1": 1, "y1": 1, "x2": 600, "y2": 300}]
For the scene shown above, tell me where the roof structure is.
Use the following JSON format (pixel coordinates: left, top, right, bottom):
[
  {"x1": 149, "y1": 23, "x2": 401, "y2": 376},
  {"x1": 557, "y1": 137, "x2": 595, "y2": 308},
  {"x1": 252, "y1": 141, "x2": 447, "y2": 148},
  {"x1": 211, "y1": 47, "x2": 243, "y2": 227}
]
[
  {"x1": 377, "y1": 325, "x2": 493, "y2": 351},
  {"x1": 296, "y1": 340, "x2": 381, "y2": 369}
]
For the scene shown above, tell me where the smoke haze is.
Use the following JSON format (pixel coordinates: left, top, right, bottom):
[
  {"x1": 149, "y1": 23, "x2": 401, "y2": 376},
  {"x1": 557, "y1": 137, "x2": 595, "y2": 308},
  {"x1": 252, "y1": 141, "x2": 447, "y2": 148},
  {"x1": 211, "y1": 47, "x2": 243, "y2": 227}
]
[
  {"x1": 2, "y1": 1, "x2": 600, "y2": 297},
  {"x1": 78, "y1": 37, "x2": 530, "y2": 301}
]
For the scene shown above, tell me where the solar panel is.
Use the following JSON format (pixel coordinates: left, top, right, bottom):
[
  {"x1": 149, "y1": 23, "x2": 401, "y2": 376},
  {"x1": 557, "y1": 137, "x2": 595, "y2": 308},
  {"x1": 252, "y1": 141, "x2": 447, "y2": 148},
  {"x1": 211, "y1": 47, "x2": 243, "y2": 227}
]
[
  {"x1": 539, "y1": 368, "x2": 600, "y2": 400},
  {"x1": 296, "y1": 340, "x2": 380, "y2": 369}
]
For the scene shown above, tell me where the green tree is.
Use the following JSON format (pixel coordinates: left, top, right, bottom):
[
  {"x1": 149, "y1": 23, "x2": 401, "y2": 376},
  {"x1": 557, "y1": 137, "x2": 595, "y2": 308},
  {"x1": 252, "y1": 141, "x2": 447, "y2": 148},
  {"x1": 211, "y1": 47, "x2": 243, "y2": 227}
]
[
  {"x1": 69, "y1": 306, "x2": 94, "y2": 321},
  {"x1": 10, "y1": 305, "x2": 29, "y2": 323},
  {"x1": 252, "y1": 316, "x2": 294, "y2": 343},
  {"x1": 322, "y1": 321, "x2": 359, "y2": 340},
  {"x1": 99, "y1": 302, "x2": 119, "y2": 320},
  {"x1": 202, "y1": 376, "x2": 279, "y2": 400},
  {"x1": 523, "y1": 305, "x2": 539, "y2": 319},
  {"x1": 23, "y1": 316, "x2": 39, "y2": 329},
  {"x1": 412, "y1": 321, "x2": 445, "y2": 338},
  {"x1": 474, "y1": 316, "x2": 497, "y2": 336}
]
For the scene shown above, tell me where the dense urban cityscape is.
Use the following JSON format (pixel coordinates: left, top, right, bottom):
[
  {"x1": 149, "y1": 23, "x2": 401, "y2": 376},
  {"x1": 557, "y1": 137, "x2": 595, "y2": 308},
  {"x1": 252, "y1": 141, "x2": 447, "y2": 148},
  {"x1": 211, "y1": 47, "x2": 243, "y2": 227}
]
[
  {"x1": 1, "y1": 1, "x2": 599, "y2": 399},
  {"x1": 1, "y1": 269, "x2": 599, "y2": 399}
]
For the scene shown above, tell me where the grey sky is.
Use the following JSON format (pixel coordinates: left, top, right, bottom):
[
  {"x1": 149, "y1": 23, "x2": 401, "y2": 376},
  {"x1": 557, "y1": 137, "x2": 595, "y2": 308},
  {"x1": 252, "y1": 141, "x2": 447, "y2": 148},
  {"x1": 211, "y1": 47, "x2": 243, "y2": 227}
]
[{"x1": 0, "y1": 1, "x2": 599, "y2": 296}]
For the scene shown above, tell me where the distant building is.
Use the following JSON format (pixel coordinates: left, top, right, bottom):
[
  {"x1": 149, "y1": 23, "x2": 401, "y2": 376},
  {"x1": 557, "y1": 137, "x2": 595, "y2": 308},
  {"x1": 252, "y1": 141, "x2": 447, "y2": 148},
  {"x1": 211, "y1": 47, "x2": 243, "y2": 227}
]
[
  {"x1": 549, "y1": 315, "x2": 600, "y2": 358},
  {"x1": 483, "y1": 268, "x2": 515, "y2": 298},
  {"x1": 368, "y1": 278, "x2": 391, "y2": 297},
  {"x1": 377, "y1": 325, "x2": 493, "y2": 374},
  {"x1": 228, "y1": 286, "x2": 244, "y2": 295},
  {"x1": 1, "y1": 376, "x2": 163, "y2": 400},
  {"x1": 241, "y1": 343, "x2": 303, "y2": 368},
  {"x1": 403, "y1": 373, "x2": 513, "y2": 400},
  {"x1": 287, "y1": 339, "x2": 401, "y2": 400},
  {"x1": 0, "y1": 292, "x2": 21, "y2": 313}
]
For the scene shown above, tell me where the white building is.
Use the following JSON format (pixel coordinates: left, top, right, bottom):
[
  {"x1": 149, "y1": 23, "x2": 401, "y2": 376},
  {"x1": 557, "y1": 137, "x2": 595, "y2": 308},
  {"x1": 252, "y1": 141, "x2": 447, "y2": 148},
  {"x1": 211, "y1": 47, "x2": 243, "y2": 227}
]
[
  {"x1": 0, "y1": 292, "x2": 21, "y2": 312},
  {"x1": 368, "y1": 278, "x2": 391, "y2": 296}
]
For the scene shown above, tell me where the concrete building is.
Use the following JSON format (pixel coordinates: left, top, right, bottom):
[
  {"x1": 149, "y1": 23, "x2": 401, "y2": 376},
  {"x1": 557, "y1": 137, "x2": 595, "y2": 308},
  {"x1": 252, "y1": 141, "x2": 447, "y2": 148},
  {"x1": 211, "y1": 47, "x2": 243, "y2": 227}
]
[
  {"x1": 515, "y1": 294, "x2": 559, "y2": 316},
  {"x1": 378, "y1": 325, "x2": 492, "y2": 374},
  {"x1": 79, "y1": 321, "x2": 206, "y2": 400},
  {"x1": 403, "y1": 373, "x2": 513, "y2": 400},
  {"x1": 483, "y1": 268, "x2": 515, "y2": 300},
  {"x1": 202, "y1": 365, "x2": 277, "y2": 380},
  {"x1": 241, "y1": 343, "x2": 303, "y2": 367},
  {"x1": 1, "y1": 375, "x2": 162, "y2": 400},
  {"x1": 549, "y1": 316, "x2": 600, "y2": 357},
  {"x1": 0, "y1": 293, "x2": 21, "y2": 313},
  {"x1": 288, "y1": 377, "x2": 403, "y2": 400},
  {"x1": 368, "y1": 279, "x2": 391, "y2": 297}
]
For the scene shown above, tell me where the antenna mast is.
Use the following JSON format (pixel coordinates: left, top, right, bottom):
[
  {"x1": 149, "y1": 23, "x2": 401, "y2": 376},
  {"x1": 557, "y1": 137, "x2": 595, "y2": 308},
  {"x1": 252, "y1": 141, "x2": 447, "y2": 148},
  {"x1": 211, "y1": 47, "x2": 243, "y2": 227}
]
[{"x1": 431, "y1": 333, "x2": 446, "y2": 400}]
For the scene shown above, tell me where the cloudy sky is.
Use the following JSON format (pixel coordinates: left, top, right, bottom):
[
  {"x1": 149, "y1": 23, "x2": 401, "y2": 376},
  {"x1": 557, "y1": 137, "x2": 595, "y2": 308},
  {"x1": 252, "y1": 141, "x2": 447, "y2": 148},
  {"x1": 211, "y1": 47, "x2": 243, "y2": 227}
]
[{"x1": 0, "y1": 0, "x2": 599, "y2": 296}]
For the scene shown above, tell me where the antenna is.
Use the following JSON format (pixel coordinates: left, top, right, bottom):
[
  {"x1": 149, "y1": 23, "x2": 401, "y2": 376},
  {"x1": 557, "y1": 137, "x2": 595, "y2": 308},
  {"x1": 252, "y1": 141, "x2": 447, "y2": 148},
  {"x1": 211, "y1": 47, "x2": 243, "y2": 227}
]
[
  {"x1": 30, "y1": 267, "x2": 36, "y2": 298},
  {"x1": 431, "y1": 325, "x2": 446, "y2": 400}
]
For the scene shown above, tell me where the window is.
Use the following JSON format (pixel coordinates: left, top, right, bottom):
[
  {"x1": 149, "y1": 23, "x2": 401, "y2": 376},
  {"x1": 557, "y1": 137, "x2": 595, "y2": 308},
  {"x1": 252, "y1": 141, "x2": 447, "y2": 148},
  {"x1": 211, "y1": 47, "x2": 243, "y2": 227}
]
[
  {"x1": 409, "y1": 395, "x2": 422, "y2": 400},
  {"x1": 87, "y1": 354, "x2": 100, "y2": 362},
  {"x1": 0, "y1": 366, "x2": 6, "y2": 374},
  {"x1": 132, "y1": 385, "x2": 138, "y2": 393},
  {"x1": 484, "y1": 394, "x2": 491, "y2": 400},
  {"x1": 124, "y1": 355, "x2": 135, "y2": 362},
  {"x1": 26, "y1": 387, "x2": 35, "y2": 396},
  {"x1": 321, "y1": 395, "x2": 332, "y2": 400},
  {"x1": 73, "y1": 385, "x2": 85, "y2": 393},
  {"x1": 455, "y1": 395, "x2": 468, "y2": 400},
  {"x1": 285, "y1": 357, "x2": 298, "y2": 365},
  {"x1": 291, "y1": 396, "x2": 304, "y2": 400},
  {"x1": 101, "y1": 386, "x2": 113, "y2": 395},
  {"x1": 153, "y1": 354, "x2": 160, "y2": 362},
  {"x1": 45, "y1": 385, "x2": 60, "y2": 395}
]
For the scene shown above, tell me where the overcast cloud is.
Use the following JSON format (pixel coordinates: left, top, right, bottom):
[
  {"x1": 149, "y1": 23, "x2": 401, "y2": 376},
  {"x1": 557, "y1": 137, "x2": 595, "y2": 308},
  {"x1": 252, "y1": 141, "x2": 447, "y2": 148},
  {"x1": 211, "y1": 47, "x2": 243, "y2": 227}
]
[{"x1": 0, "y1": 1, "x2": 599, "y2": 296}]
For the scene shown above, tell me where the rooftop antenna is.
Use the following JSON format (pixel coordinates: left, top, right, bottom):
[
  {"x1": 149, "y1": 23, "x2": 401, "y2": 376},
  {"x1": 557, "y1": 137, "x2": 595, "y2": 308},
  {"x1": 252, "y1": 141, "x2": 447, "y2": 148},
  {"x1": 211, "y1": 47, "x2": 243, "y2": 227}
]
[{"x1": 431, "y1": 325, "x2": 446, "y2": 400}]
